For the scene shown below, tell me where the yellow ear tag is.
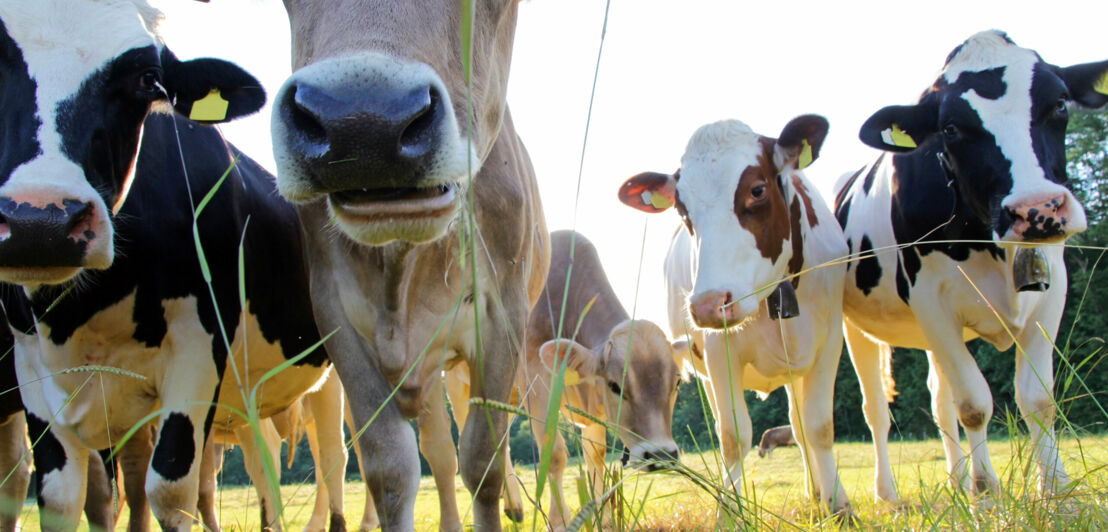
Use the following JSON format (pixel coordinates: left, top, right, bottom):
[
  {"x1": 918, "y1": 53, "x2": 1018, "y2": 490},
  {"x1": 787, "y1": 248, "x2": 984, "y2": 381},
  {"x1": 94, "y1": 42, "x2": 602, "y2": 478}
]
[
  {"x1": 881, "y1": 124, "x2": 917, "y2": 149},
  {"x1": 1095, "y1": 70, "x2": 1108, "y2": 96},
  {"x1": 647, "y1": 191, "x2": 672, "y2": 210},
  {"x1": 797, "y1": 139, "x2": 813, "y2": 170},
  {"x1": 563, "y1": 369, "x2": 580, "y2": 386},
  {"x1": 189, "y1": 89, "x2": 229, "y2": 122}
]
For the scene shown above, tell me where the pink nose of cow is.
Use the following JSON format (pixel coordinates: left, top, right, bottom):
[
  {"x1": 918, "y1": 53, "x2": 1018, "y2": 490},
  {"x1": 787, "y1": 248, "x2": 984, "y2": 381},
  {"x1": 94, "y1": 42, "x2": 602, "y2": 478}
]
[
  {"x1": 688, "y1": 290, "x2": 741, "y2": 329},
  {"x1": 1005, "y1": 193, "x2": 1075, "y2": 241}
]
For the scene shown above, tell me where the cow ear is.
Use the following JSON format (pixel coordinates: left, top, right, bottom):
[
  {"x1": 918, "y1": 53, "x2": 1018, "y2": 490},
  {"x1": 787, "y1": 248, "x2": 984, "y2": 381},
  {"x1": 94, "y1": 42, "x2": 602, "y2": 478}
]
[
  {"x1": 618, "y1": 171, "x2": 677, "y2": 213},
  {"x1": 1055, "y1": 60, "x2": 1108, "y2": 109},
  {"x1": 775, "y1": 114, "x2": 829, "y2": 171},
  {"x1": 538, "y1": 339, "x2": 599, "y2": 385},
  {"x1": 859, "y1": 103, "x2": 936, "y2": 153},
  {"x1": 160, "y1": 48, "x2": 266, "y2": 124}
]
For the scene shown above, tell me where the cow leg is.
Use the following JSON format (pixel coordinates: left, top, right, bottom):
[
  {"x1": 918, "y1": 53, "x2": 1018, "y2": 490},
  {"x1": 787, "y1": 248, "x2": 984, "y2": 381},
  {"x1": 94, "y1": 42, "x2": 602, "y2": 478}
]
[
  {"x1": 703, "y1": 334, "x2": 751, "y2": 490},
  {"x1": 926, "y1": 351, "x2": 969, "y2": 493},
  {"x1": 418, "y1": 372, "x2": 462, "y2": 532},
  {"x1": 26, "y1": 412, "x2": 87, "y2": 531},
  {"x1": 915, "y1": 306, "x2": 998, "y2": 495},
  {"x1": 342, "y1": 397, "x2": 378, "y2": 532},
  {"x1": 444, "y1": 365, "x2": 524, "y2": 525},
  {"x1": 197, "y1": 439, "x2": 222, "y2": 532},
  {"x1": 581, "y1": 422, "x2": 612, "y2": 527},
  {"x1": 843, "y1": 321, "x2": 898, "y2": 504},
  {"x1": 1014, "y1": 266, "x2": 1070, "y2": 494},
  {"x1": 234, "y1": 419, "x2": 283, "y2": 531},
  {"x1": 83, "y1": 449, "x2": 116, "y2": 530},
  {"x1": 0, "y1": 411, "x2": 30, "y2": 532},
  {"x1": 786, "y1": 326, "x2": 850, "y2": 515},
  {"x1": 119, "y1": 424, "x2": 154, "y2": 532},
  {"x1": 303, "y1": 373, "x2": 348, "y2": 532}
]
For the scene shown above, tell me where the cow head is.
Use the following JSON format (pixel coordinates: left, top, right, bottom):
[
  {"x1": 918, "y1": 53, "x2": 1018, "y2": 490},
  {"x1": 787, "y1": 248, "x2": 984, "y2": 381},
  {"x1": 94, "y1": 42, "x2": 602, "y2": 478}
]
[
  {"x1": 538, "y1": 320, "x2": 682, "y2": 471},
  {"x1": 619, "y1": 116, "x2": 829, "y2": 330},
  {"x1": 860, "y1": 30, "x2": 1108, "y2": 243},
  {"x1": 272, "y1": 0, "x2": 519, "y2": 246},
  {"x1": 0, "y1": 1, "x2": 264, "y2": 287}
]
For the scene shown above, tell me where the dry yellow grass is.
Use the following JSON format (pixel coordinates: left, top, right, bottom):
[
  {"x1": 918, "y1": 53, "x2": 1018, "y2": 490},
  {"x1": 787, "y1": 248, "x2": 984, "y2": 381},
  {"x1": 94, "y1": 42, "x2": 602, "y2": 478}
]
[{"x1": 17, "y1": 433, "x2": 1108, "y2": 530}]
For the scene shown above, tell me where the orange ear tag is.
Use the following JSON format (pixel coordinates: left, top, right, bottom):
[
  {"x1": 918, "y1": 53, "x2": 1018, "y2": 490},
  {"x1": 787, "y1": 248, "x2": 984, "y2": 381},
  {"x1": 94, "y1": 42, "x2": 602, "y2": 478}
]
[{"x1": 190, "y1": 89, "x2": 229, "y2": 122}]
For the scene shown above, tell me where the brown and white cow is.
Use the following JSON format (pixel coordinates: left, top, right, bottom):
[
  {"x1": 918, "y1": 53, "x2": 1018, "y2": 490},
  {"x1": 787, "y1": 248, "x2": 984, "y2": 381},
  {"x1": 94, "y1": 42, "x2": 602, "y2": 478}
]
[
  {"x1": 620, "y1": 116, "x2": 852, "y2": 514},
  {"x1": 757, "y1": 425, "x2": 795, "y2": 459},
  {"x1": 269, "y1": 2, "x2": 549, "y2": 530},
  {"x1": 511, "y1": 230, "x2": 683, "y2": 530}
]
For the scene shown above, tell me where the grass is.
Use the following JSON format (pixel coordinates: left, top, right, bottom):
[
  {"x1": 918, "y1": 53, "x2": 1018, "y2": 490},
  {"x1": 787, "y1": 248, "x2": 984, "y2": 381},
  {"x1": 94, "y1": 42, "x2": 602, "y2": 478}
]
[{"x1": 17, "y1": 433, "x2": 1108, "y2": 531}]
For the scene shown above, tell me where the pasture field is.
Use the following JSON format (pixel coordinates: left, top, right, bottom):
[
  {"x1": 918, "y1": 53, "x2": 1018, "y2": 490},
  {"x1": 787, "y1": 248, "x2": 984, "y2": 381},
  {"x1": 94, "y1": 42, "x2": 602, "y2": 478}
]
[{"x1": 19, "y1": 433, "x2": 1108, "y2": 531}]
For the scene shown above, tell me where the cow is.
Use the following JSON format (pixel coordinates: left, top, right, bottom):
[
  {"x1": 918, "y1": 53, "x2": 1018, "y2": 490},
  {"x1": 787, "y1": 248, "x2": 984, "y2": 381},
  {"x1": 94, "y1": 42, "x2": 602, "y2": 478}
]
[
  {"x1": 756, "y1": 425, "x2": 795, "y2": 459},
  {"x1": 269, "y1": 1, "x2": 550, "y2": 530},
  {"x1": 834, "y1": 29, "x2": 1108, "y2": 503},
  {"x1": 0, "y1": 2, "x2": 340, "y2": 530},
  {"x1": 619, "y1": 115, "x2": 852, "y2": 515},
  {"x1": 509, "y1": 230, "x2": 683, "y2": 530}
]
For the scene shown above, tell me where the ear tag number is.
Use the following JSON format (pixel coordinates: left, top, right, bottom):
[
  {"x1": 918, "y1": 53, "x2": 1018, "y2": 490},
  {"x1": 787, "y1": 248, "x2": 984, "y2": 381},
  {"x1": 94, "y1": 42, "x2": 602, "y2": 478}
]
[
  {"x1": 1095, "y1": 70, "x2": 1108, "y2": 96},
  {"x1": 797, "y1": 139, "x2": 813, "y2": 170},
  {"x1": 190, "y1": 89, "x2": 229, "y2": 122},
  {"x1": 642, "y1": 190, "x2": 672, "y2": 210},
  {"x1": 880, "y1": 124, "x2": 917, "y2": 149},
  {"x1": 563, "y1": 369, "x2": 580, "y2": 386}
]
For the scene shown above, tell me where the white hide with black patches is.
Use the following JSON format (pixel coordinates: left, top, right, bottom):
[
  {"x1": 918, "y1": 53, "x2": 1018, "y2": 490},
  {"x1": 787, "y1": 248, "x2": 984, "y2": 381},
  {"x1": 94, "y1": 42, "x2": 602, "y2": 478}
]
[
  {"x1": 677, "y1": 120, "x2": 784, "y2": 321},
  {"x1": 0, "y1": 1, "x2": 161, "y2": 276},
  {"x1": 944, "y1": 32, "x2": 1086, "y2": 239}
]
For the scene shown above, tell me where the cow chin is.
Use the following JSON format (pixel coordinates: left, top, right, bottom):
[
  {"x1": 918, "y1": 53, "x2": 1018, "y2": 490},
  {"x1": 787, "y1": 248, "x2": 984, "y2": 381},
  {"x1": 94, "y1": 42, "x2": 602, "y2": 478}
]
[{"x1": 327, "y1": 184, "x2": 464, "y2": 246}]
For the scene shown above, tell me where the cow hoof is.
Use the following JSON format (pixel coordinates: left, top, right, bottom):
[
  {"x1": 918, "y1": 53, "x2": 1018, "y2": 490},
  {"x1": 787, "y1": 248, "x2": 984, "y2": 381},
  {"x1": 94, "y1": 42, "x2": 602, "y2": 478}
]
[
  {"x1": 504, "y1": 506, "x2": 524, "y2": 523},
  {"x1": 832, "y1": 507, "x2": 858, "y2": 528}
]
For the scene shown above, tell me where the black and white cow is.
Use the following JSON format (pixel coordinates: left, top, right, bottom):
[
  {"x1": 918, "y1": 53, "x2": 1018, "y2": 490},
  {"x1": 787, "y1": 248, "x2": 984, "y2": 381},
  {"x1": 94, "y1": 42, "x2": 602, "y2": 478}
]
[
  {"x1": 0, "y1": 2, "x2": 337, "y2": 530},
  {"x1": 835, "y1": 30, "x2": 1108, "y2": 502}
]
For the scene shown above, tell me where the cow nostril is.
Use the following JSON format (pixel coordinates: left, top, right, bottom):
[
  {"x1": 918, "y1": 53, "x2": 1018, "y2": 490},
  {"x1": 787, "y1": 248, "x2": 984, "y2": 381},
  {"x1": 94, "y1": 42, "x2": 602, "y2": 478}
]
[
  {"x1": 287, "y1": 85, "x2": 329, "y2": 152},
  {"x1": 65, "y1": 202, "x2": 94, "y2": 240},
  {"x1": 398, "y1": 86, "x2": 440, "y2": 160}
]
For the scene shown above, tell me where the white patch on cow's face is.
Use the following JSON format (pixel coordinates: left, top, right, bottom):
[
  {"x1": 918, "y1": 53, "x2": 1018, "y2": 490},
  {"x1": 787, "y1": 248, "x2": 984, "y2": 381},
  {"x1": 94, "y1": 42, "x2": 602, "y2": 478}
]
[
  {"x1": 677, "y1": 120, "x2": 790, "y2": 322},
  {"x1": 0, "y1": 1, "x2": 161, "y2": 283},
  {"x1": 943, "y1": 31, "x2": 1086, "y2": 241},
  {"x1": 271, "y1": 53, "x2": 479, "y2": 246}
]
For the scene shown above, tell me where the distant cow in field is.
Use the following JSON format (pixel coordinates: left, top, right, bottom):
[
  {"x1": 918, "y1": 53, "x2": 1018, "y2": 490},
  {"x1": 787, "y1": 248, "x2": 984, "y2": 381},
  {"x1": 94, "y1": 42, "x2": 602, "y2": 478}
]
[
  {"x1": 835, "y1": 30, "x2": 1108, "y2": 502},
  {"x1": 757, "y1": 425, "x2": 795, "y2": 459},
  {"x1": 514, "y1": 230, "x2": 683, "y2": 530},
  {"x1": 0, "y1": 2, "x2": 340, "y2": 530},
  {"x1": 619, "y1": 115, "x2": 852, "y2": 514},
  {"x1": 269, "y1": 1, "x2": 549, "y2": 530}
]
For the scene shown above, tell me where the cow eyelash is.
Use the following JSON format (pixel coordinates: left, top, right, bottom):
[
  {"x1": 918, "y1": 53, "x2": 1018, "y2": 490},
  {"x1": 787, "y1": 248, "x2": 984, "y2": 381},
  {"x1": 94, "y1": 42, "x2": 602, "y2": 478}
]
[{"x1": 136, "y1": 69, "x2": 163, "y2": 98}]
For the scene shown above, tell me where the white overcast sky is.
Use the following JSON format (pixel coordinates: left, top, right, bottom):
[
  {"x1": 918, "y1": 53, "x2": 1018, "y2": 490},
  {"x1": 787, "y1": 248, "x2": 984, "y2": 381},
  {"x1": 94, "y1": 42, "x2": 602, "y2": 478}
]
[{"x1": 151, "y1": 0, "x2": 1108, "y2": 330}]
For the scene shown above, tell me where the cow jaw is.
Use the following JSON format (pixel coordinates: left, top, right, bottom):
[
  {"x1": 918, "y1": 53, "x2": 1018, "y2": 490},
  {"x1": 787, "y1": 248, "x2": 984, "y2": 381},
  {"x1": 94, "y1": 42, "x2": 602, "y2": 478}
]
[{"x1": 327, "y1": 182, "x2": 465, "y2": 245}]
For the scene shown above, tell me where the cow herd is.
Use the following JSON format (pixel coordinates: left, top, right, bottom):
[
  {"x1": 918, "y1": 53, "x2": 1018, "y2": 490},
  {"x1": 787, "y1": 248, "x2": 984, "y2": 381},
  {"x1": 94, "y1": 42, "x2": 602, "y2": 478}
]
[{"x1": 0, "y1": 1, "x2": 1104, "y2": 532}]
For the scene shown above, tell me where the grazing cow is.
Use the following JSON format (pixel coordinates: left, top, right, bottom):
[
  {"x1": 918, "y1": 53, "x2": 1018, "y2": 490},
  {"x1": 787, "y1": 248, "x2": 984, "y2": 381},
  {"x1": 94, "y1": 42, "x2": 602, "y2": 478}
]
[
  {"x1": 619, "y1": 115, "x2": 852, "y2": 514},
  {"x1": 757, "y1": 425, "x2": 795, "y2": 459},
  {"x1": 270, "y1": 2, "x2": 549, "y2": 530},
  {"x1": 0, "y1": 2, "x2": 339, "y2": 530},
  {"x1": 514, "y1": 230, "x2": 683, "y2": 530},
  {"x1": 834, "y1": 30, "x2": 1108, "y2": 502}
]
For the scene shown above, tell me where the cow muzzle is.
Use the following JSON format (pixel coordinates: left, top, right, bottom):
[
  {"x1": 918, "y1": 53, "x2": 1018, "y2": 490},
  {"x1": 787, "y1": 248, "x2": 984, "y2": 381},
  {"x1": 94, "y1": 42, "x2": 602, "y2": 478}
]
[
  {"x1": 0, "y1": 195, "x2": 112, "y2": 285},
  {"x1": 688, "y1": 290, "x2": 746, "y2": 330},
  {"x1": 625, "y1": 443, "x2": 680, "y2": 472},
  {"x1": 272, "y1": 54, "x2": 475, "y2": 245},
  {"x1": 1001, "y1": 190, "x2": 1086, "y2": 243}
]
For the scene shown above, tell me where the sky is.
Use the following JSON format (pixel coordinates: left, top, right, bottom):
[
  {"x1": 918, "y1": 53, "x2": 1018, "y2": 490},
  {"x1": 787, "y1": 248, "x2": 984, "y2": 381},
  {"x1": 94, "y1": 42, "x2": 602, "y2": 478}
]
[{"x1": 150, "y1": 0, "x2": 1108, "y2": 330}]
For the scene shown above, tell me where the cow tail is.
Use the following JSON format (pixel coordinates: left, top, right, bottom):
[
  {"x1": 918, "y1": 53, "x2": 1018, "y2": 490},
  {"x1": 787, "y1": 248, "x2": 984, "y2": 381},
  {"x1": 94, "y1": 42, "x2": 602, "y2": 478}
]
[{"x1": 880, "y1": 342, "x2": 897, "y2": 402}]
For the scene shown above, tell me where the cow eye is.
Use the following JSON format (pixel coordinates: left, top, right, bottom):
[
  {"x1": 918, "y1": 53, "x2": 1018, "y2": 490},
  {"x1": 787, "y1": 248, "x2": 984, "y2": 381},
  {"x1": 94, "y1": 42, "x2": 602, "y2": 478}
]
[
  {"x1": 1054, "y1": 97, "x2": 1068, "y2": 118},
  {"x1": 941, "y1": 123, "x2": 958, "y2": 139},
  {"x1": 137, "y1": 69, "x2": 163, "y2": 97},
  {"x1": 607, "y1": 380, "x2": 622, "y2": 396},
  {"x1": 751, "y1": 185, "x2": 766, "y2": 199}
]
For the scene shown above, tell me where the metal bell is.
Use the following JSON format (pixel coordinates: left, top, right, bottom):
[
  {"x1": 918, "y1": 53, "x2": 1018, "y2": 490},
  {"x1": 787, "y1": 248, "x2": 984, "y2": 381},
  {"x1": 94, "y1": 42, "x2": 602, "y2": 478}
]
[
  {"x1": 768, "y1": 280, "x2": 800, "y2": 320},
  {"x1": 1013, "y1": 247, "x2": 1050, "y2": 292}
]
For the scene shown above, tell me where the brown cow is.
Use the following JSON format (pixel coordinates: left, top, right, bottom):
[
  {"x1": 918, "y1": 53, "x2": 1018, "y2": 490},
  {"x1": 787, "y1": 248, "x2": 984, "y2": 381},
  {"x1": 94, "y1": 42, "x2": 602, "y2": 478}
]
[
  {"x1": 757, "y1": 425, "x2": 795, "y2": 459},
  {"x1": 518, "y1": 230, "x2": 683, "y2": 530},
  {"x1": 269, "y1": 2, "x2": 549, "y2": 530}
]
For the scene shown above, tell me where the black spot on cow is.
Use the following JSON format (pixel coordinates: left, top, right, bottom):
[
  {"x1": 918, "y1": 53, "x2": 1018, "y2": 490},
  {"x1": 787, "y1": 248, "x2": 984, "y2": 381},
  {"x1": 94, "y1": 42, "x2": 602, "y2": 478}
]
[
  {"x1": 0, "y1": 19, "x2": 42, "y2": 188},
  {"x1": 861, "y1": 153, "x2": 885, "y2": 195},
  {"x1": 845, "y1": 237, "x2": 853, "y2": 272},
  {"x1": 855, "y1": 235, "x2": 881, "y2": 296},
  {"x1": 151, "y1": 412, "x2": 195, "y2": 481},
  {"x1": 894, "y1": 246, "x2": 922, "y2": 304},
  {"x1": 26, "y1": 412, "x2": 66, "y2": 508},
  {"x1": 834, "y1": 166, "x2": 865, "y2": 229}
]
